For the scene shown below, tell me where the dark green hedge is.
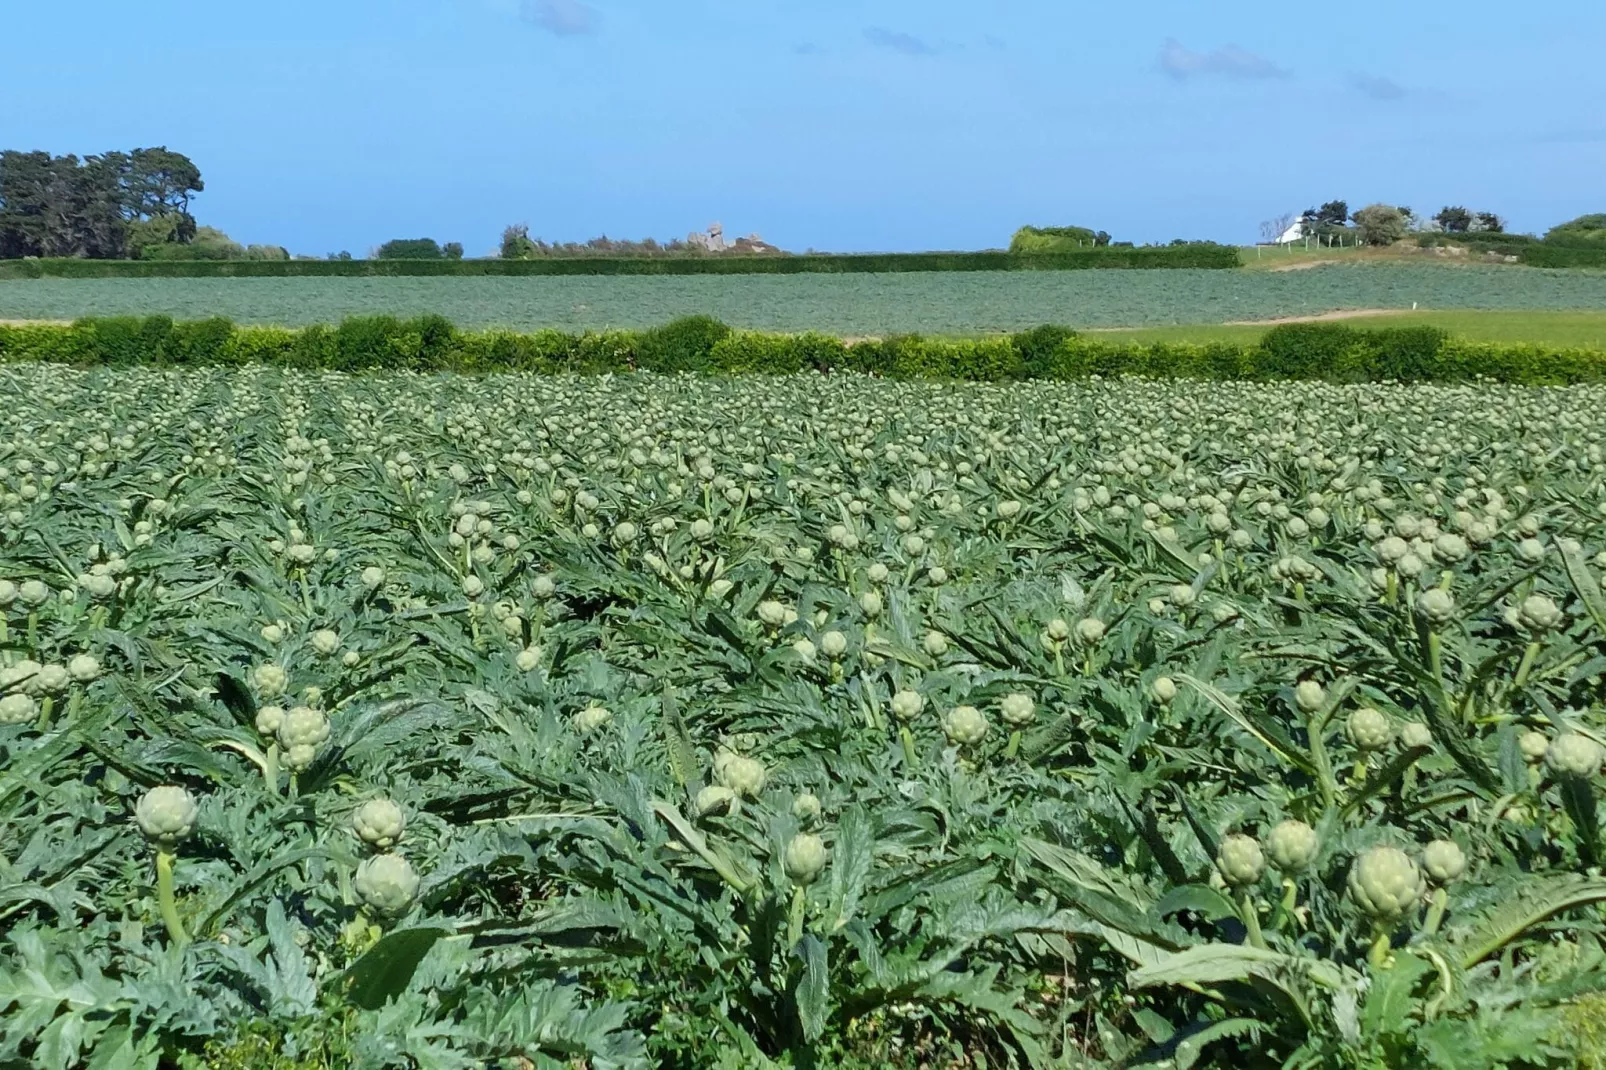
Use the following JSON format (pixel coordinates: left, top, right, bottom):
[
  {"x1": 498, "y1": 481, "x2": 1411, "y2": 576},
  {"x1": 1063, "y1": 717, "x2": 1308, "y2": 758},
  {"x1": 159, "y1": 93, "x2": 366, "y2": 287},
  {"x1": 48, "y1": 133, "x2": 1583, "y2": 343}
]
[
  {"x1": 1519, "y1": 245, "x2": 1606, "y2": 269},
  {"x1": 3, "y1": 315, "x2": 1604, "y2": 384},
  {"x1": 0, "y1": 245, "x2": 1240, "y2": 279}
]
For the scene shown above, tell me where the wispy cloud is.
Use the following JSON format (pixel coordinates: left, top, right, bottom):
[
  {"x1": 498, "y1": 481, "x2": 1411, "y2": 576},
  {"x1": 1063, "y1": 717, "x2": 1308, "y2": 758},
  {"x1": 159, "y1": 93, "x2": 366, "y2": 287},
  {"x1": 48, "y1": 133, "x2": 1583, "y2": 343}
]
[
  {"x1": 1160, "y1": 38, "x2": 1288, "y2": 81},
  {"x1": 793, "y1": 42, "x2": 824, "y2": 55},
  {"x1": 865, "y1": 27, "x2": 936, "y2": 57},
  {"x1": 520, "y1": 0, "x2": 598, "y2": 37},
  {"x1": 1350, "y1": 73, "x2": 1406, "y2": 101}
]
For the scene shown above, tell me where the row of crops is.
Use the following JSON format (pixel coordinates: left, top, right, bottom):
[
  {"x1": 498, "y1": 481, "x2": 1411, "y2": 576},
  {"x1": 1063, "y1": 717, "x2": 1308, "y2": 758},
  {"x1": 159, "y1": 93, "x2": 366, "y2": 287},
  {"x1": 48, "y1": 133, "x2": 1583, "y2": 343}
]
[
  {"x1": 4, "y1": 264, "x2": 1606, "y2": 333},
  {"x1": 4, "y1": 364, "x2": 1606, "y2": 1067}
]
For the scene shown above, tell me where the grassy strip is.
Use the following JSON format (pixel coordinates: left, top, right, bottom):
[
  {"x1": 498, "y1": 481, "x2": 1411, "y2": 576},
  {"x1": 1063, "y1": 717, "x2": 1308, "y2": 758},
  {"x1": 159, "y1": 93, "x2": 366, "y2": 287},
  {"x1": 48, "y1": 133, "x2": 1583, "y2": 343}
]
[
  {"x1": 3, "y1": 314, "x2": 1606, "y2": 384},
  {"x1": 0, "y1": 245, "x2": 1239, "y2": 279},
  {"x1": 1094, "y1": 310, "x2": 1606, "y2": 349}
]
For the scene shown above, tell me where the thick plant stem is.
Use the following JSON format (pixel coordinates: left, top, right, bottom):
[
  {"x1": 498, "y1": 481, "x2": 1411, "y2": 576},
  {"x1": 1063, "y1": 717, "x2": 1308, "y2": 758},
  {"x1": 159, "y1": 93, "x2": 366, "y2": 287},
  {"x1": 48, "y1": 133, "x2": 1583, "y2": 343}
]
[
  {"x1": 37, "y1": 696, "x2": 54, "y2": 732},
  {"x1": 1422, "y1": 887, "x2": 1448, "y2": 937},
  {"x1": 787, "y1": 885, "x2": 806, "y2": 948},
  {"x1": 264, "y1": 742, "x2": 280, "y2": 796},
  {"x1": 900, "y1": 726, "x2": 918, "y2": 768},
  {"x1": 1238, "y1": 889, "x2": 1266, "y2": 949},
  {"x1": 1279, "y1": 877, "x2": 1298, "y2": 921},
  {"x1": 156, "y1": 850, "x2": 188, "y2": 948},
  {"x1": 1368, "y1": 926, "x2": 1393, "y2": 970},
  {"x1": 1385, "y1": 573, "x2": 1397, "y2": 606},
  {"x1": 1004, "y1": 730, "x2": 1022, "y2": 760},
  {"x1": 1308, "y1": 718, "x2": 1338, "y2": 812},
  {"x1": 1513, "y1": 641, "x2": 1541, "y2": 689}
]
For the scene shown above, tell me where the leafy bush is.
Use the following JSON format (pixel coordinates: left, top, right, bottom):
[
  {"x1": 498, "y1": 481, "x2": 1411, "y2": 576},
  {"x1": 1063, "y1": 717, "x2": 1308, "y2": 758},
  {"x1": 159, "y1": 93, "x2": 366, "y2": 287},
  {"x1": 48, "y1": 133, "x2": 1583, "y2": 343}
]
[
  {"x1": 374, "y1": 238, "x2": 444, "y2": 260},
  {"x1": 634, "y1": 315, "x2": 732, "y2": 372},
  {"x1": 1009, "y1": 225, "x2": 1109, "y2": 253},
  {"x1": 1545, "y1": 214, "x2": 1606, "y2": 245},
  {"x1": 1353, "y1": 204, "x2": 1409, "y2": 247},
  {"x1": 4, "y1": 316, "x2": 1603, "y2": 383}
]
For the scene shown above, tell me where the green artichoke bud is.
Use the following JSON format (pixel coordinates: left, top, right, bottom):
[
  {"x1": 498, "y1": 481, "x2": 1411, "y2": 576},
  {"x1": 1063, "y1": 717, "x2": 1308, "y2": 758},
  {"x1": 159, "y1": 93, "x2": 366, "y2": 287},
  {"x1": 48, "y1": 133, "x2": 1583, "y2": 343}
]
[
  {"x1": 784, "y1": 833, "x2": 828, "y2": 886},
  {"x1": 0, "y1": 580, "x2": 14, "y2": 605},
  {"x1": 694, "y1": 784, "x2": 739, "y2": 818},
  {"x1": 573, "y1": 704, "x2": 613, "y2": 734},
  {"x1": 756, "y1": 600, "x2": 790, "y2": 628},
  {"x1": 1421, "y1": 840, "x2": 1467, "y2": 885},
  {"x1": 1415, "y1": 588, "x2": 1456, "y2": 627},
  {"x1": 2, "y1": 659, "x2": 41, "y2": 694},
  {"x1": 1518, "y1": 730, "x2": 1550, "y2": 762},
  {"x1": 718, "y1": 755, "x2": 767, "y2": 798},
  {"x1": 859, "y1": 590, "x2": 883, "y2": 617},
  {"x1": 135, "y1": 786, "x2": 199, "y2": 849},
  {"x1": 1546, "y1": 733, "x2": 1602, "y2": 779},
  {"x1": 353, "y1": 799, "x2": 407, "y2": 849},
  {"x1": 1399, "y1": 722, "x2": 1434, "y2": 750},
  {"x1": 277, "y1": 706, "x2": 330, "y2": 771},
  {"x1": 33, "y1": 664, "x2": 68, "y2": 694},
  {"x1": 1294, "y1": 680, "x2": 1326, "y2": 713},
  {"x1": 890, "y1": 689, "x2": 925, "y2": 722},
  {"x1": 1044, "y1": 618, "x2": 1071, "y2": 643},
  {"x1": 1216, "y1": 834, "x2": 1265, "y2": 887},
  {"x1": 253, "y1": 663, "x2": 289, "y2": 699},
  {"x1": 1346, "y1": 708, "x2": 1392, "y2": 752},
  {"x1": 311, "y1": 629, "x2": 341, "y2": 656},
  {"x1": 19, "y1": 579, "x2": 50, "y2": 605},
  {"x1": 1073, "y1": 617, "x2": 1106, "y2": 646},
  {"x1": 355, "y1": 853, "x2": 420, "y2": 916},
  {"x1": 1347, "y1": 846, "x2": 1425, "y2": 920},
  {"x1": 515, "y1": 646, "x2": 542, "y2": 672},
  {"x1": 0, "y1": 693, "x2": 39, "y2": 725},
  {"x1": 1265, "y1": 819, "x2": 1320, "y2": 873},
  {"x1": 1151, "y1": 676, "x2": 1178, "y2": 704},
  {"x1": 999, "y1": 692, "x2": 1036, "y2": 727},
  {"x1": 361, "y1": 566, "x2": 386, "y2": 589},
  {"x1": 255, "y1": 705, "x2": 286, "y2": 736},
  {"x1": 791, "y1": 637, "x2": 816, "y2": 662},
  {"x1": 792, "y1": 792, "x2": 822, "y2": 824},
  {"x1": 532, "y1": 574, "x2": 557, "y2": 600},
  {"x1": 67, "y1": 653, "x2": 101, "y2": 682},
  {"x1": 1517, "y1": 593, "x2": 1564, "y2": 634},
  {"x1": 941, "y1": 705, "x2": 989, "y2": 746},
  {"x1": 820, "y1": 631, "x2": 848, "y2": 658},
  {"x1": 922, "y1": 630, "x2": 948, "y2": 656}
]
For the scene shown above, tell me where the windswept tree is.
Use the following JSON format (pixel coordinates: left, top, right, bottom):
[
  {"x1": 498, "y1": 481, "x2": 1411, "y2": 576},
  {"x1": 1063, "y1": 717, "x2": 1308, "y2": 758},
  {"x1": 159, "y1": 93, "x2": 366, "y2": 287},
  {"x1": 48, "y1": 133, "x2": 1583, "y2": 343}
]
[{"x1": 0, "y1": 146, "x2": 204, "y2": 258}]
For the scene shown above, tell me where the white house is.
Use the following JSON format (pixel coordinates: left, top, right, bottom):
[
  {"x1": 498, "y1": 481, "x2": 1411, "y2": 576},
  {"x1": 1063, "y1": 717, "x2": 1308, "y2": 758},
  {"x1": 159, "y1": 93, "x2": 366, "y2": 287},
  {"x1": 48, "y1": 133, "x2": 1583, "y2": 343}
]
[{"x1": 1275, "y1": 218, "x2": 1308, "y2": 245}]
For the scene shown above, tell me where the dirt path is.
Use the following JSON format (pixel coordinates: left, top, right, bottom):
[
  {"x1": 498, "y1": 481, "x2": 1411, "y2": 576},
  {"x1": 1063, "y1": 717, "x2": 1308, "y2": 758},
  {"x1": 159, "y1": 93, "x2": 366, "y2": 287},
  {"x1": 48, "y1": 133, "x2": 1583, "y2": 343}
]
[
  {"x1": 1221, "y1": 308, "x2": 1410, "y2": 327},
  {"x1": 0, "y1": 318, "x2": 71, "y2": 326},
  {"x1": 1267, "y1": 259, "x2": 1340, "y2": 273}
]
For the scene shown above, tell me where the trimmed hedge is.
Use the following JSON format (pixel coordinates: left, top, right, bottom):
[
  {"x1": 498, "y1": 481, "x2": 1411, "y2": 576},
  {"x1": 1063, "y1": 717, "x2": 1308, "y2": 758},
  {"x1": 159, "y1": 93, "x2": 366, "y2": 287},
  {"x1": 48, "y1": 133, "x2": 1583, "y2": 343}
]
[
  {"x1": 0, "y1": 245, "x2": 1240, "y2": 279},
  {"x1": 3, "y1": 315, "x2": 1605, "y2": 384}
]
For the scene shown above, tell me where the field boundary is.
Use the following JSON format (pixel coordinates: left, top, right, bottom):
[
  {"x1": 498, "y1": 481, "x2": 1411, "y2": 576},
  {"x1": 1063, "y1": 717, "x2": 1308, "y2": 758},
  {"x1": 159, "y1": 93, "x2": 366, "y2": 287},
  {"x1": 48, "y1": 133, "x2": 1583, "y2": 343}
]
[
  {"x1": 3, "y1": 314, "x2": 1606, "y2": 384},
  {"x1": 0, "y1": 245, "x2": 1240, "y2": 279}
]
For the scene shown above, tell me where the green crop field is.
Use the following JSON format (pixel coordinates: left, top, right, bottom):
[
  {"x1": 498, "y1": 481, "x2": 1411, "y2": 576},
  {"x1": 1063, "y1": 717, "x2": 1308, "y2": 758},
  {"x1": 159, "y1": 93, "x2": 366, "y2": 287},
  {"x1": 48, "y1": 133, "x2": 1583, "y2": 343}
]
[
  {"x1": 6, "y1": 362, "x2": 1606, "y2": 1067},
  {"x1": 4, "y1": 264, "x2": 1606, "y2": 335}
]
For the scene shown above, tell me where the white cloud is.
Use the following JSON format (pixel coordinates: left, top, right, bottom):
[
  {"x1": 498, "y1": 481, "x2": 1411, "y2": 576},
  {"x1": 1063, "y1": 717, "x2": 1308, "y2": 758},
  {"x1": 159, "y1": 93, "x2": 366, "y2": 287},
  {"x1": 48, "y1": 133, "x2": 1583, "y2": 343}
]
[{"x1": 1160, "y1": 39, "x2": 1288, "y2": 81}]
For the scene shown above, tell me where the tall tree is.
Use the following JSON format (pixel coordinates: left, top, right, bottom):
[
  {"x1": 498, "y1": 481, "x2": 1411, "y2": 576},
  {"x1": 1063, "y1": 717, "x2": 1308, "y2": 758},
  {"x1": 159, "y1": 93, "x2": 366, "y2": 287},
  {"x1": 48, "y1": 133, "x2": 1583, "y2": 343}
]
[{"x1": 0, "y1": 146, "x2": 203, "y2": 259}]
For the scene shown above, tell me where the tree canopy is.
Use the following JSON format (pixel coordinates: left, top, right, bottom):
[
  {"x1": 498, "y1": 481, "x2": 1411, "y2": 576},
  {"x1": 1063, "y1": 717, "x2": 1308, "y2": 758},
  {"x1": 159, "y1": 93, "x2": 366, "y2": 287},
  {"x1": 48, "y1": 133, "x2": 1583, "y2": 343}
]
[{"x1": 0, "y1": 147, "x2": 203, "y2": 259}]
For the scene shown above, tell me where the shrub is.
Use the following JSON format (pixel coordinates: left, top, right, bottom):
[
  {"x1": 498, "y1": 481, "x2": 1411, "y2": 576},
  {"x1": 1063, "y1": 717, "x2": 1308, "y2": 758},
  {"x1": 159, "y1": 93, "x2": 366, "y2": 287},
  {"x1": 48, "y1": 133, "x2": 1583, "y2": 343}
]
[
  {"x1": 634, "y1": 315, "x2": 731, "y2": 372},
  {"x1": 1353, "y1": 204, "x2": 1408, "y2": 247},
  {"x1": 4, "y1": 316, "x2": 1603, "y2": 384},
  {"x1": 1010, "y1": 324, "x2": 1078, "y2": 378},
  {"x1": 375, "y1": 238, "x2": 444, "y2": 260}
]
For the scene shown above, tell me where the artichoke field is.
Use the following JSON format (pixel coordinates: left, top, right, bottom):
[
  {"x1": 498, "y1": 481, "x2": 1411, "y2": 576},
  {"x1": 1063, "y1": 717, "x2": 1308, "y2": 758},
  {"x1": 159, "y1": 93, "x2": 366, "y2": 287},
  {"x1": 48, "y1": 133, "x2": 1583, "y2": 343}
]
[{"x1": 4, "y1": 363, "x2": 1606, "y2": 1068}]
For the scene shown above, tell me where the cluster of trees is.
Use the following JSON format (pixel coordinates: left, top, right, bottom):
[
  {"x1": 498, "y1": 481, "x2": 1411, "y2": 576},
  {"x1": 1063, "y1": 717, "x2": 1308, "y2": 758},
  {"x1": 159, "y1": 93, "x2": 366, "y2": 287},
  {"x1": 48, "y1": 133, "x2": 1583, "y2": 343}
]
[
  {"x1": 0, "y1": 147, "x2": 207, "y2": 259},
  {"x1": 498, "y1": 224, "x2": 782, "y2": 260},
  {"x1": 1261, "y1": 201, "x2": 1508, "y2": 247},
  {"x1": 1009, "y1": 225, "x2": 1113, "y2": 253},
  {"x1": 374, "y1": 238, "x2": 464, "y2": 260}
]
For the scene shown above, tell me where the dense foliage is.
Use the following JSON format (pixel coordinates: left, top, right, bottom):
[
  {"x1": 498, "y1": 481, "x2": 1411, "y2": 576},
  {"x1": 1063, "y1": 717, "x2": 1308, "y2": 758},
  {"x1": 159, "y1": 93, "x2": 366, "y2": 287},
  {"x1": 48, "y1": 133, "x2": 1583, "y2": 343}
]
[
  {"x1": 0, "y1": 147, "x2": 204, "y2": 260},
  {"x1": 1010, "y1": 227, "x2": 1113, "y2": 253},
  {"x1": 5, "y1": 315, "x2": 1606, "y2": 385},
  {"x1": 0, "y1": 244, "x2": 1241, "y2": 280},
  {"x1": 4, "y1": 366, "x2": 1606, "y2": 1068}
]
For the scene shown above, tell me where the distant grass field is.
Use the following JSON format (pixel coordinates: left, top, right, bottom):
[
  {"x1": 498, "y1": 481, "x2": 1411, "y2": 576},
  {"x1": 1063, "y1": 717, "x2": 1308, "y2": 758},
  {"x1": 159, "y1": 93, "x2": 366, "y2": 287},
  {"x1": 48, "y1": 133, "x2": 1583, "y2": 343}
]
[
  {"x1": 4, "y1": 265, "x2": 1606, "y2": 336},
  {"x1": 1096, "y1": 310, "x2": 1606, "y2": 349}
]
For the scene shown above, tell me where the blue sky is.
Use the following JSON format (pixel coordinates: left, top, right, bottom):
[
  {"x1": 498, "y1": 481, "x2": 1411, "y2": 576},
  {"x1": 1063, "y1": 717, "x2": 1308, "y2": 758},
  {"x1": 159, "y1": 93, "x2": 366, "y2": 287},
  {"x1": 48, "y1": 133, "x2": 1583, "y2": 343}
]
[{"x1": 5, "y1": 0, "x2": 1603, "y2": 254}]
